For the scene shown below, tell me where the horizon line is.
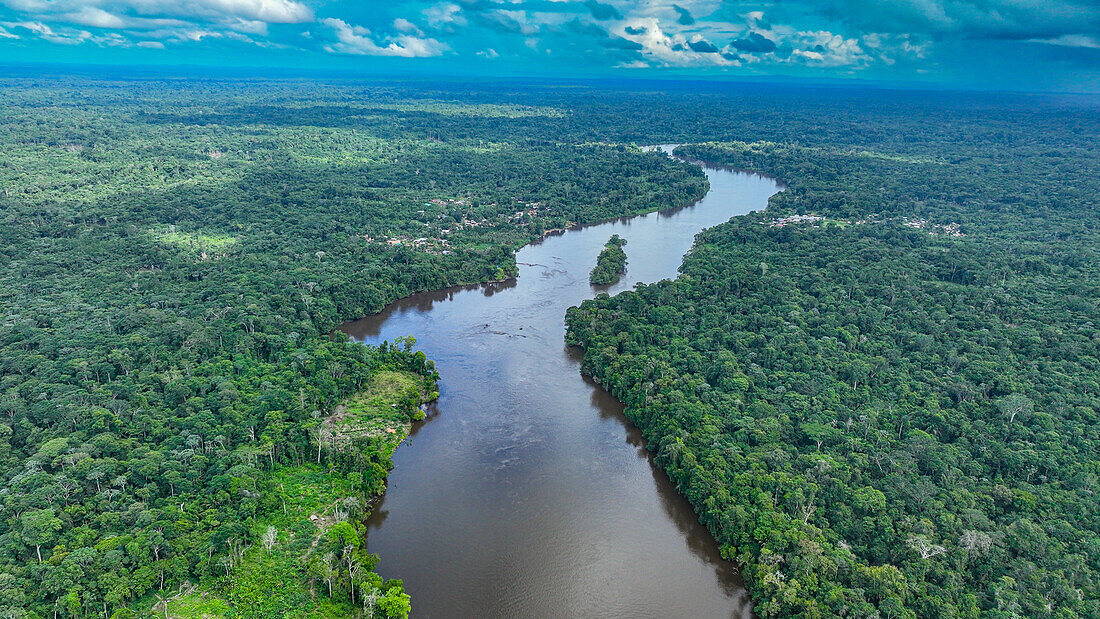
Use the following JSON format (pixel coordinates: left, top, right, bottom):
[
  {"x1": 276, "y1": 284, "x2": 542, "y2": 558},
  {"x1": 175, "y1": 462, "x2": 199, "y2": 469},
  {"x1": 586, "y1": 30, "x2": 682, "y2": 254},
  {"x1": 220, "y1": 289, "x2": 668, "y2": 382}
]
[{"x1": 3, "y1": 60, "x2": 1099, "y2": 98}]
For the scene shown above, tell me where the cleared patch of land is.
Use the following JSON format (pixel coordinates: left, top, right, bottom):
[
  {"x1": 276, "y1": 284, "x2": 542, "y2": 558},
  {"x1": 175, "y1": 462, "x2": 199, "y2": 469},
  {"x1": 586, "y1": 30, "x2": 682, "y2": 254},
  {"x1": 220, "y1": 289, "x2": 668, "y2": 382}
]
[{"x1": 150, "y1": 369, "x2": 434, "y2": 618}]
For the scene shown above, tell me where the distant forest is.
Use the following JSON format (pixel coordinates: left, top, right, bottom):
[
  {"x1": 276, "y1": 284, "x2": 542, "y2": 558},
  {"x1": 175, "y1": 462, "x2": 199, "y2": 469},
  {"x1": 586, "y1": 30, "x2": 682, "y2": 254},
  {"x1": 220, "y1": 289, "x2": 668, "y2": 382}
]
[{"x1": 1, "y1": 74, "x2": 1098, "y2": 617}]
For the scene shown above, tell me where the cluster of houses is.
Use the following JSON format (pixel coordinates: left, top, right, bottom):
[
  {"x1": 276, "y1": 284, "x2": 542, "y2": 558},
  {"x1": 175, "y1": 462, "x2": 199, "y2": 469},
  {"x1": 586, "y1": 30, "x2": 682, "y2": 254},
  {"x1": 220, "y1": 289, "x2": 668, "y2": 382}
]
[
  {"x1": 354, "y1": 194, "x2": 558, "y2": 255},
  {"x1": 358, "y1": 197, "x2": 555, "y2": 255},
  {"x1": 768, "y1": 214, "x2": 824, "y2": 227},
  {"x1": 766, "y1": 213, "x2": 966, "y2": 237},
  {"x1": 365, "y1": 235, "x2": 453, "y2": 254},
  {"x1": 508, "y1": 200, "x2": 544, "y2": 222},
  {"x1": 902, "y1": 218, "x2": 966, "y2": 237},
  {"x1": 428, "y1": 197, "x2": 467, "y2": 207}
]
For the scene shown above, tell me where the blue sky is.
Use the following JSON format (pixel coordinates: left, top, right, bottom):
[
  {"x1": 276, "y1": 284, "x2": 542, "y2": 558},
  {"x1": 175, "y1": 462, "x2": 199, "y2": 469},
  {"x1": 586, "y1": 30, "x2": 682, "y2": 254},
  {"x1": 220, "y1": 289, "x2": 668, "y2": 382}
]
[{"x1": 1, "y1": 1, "x2": 1099, "y2": 91}]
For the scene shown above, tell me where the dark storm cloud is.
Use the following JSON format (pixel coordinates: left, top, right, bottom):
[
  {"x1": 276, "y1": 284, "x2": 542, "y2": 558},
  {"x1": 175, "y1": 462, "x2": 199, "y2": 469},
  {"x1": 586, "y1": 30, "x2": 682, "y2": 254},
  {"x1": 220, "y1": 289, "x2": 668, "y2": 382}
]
[
  {"x1": 729, "y1": 32, "x2": 777, "y2": 53},
  {"x1": 566, "y1": 18, "x2": 608, "y2": 38},
  {"x1": 624, "y1": 25, "x2": 647, "y2": 36},
  {"x1": 605, "y1": 35, "x2": 644, "y2": 50},
  {"x1": 816, "y1": 0, "x2": 1100, "y2": 41},
  {"x1": 672, "y1": 4, "x2": 695, "y2": 26},
  {"x1": 563, "y1": 19, "x2": 640, "y2": 50},
  {"x1": 471, "y1": 11, "x2": 524, "y2": 35},
  {"x1": 467, "y1": 6, "x2": 549, "y2": 36},
  {"x1": 585, "y1": 0, "x2": 622, "y2": 21},
  {"x1": 687, "y1": 38, "x2": 719, "y2": 53}
]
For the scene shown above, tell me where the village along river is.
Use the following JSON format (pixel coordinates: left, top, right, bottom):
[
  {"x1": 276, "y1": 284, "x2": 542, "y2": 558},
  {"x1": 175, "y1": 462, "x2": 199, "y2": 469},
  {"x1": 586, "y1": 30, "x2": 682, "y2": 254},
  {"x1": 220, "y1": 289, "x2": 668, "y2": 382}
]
[{"x1": 340, "y1": 146, "x2": 782, "y2": 618}]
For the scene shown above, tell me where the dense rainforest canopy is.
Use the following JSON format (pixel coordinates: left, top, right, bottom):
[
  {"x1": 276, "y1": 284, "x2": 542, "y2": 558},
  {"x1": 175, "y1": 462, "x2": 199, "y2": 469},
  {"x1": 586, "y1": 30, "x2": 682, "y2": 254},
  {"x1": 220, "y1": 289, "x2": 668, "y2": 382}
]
[
  {"x1": 567, "y1": 123, "x2": 1100, "y2": 615},
  {"x1": 0, "y1": 78, "x2": 706, "y2": 617},
  {"x1": 1, "y1": 72, "x2": 1098, "y2": 617}
]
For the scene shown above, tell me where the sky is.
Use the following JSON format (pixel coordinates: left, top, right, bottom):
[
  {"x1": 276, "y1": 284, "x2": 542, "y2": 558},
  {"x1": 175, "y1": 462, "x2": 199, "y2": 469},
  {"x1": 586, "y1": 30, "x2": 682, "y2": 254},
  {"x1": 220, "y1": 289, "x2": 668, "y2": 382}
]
[{"x1": 1, "y1": 1, "x2": 1099, "y2": 91}]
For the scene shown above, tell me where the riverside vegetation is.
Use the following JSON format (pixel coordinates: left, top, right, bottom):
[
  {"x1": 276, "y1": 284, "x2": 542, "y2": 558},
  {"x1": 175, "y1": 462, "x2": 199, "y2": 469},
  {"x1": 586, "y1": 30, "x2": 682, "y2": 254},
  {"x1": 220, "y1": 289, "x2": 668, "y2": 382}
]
[{"x1": 2, "y1": 72, "x2": 1099, "y2": 618}]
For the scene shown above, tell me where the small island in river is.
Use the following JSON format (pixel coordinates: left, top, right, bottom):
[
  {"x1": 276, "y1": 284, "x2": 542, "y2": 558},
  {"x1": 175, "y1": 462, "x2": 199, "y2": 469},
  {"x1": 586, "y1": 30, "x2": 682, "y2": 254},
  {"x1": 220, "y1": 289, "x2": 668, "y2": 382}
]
[{"x1": 589, "y1": 234, "x2": 628, "y2": 285}]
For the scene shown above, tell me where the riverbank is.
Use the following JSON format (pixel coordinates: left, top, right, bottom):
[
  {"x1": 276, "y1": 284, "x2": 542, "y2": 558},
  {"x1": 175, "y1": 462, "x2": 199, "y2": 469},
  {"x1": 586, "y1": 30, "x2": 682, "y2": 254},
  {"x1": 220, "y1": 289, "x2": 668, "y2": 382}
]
[{"x1": 148, "y1": 369, "x2": 437, "y2": 618}]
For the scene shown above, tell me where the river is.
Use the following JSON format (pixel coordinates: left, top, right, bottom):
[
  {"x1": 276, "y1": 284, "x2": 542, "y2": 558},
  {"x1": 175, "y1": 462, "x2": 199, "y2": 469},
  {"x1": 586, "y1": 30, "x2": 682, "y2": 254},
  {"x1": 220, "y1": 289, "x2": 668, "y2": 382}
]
[{"x1": 340, "y1": 146, "x2": 782, "y2": 618}]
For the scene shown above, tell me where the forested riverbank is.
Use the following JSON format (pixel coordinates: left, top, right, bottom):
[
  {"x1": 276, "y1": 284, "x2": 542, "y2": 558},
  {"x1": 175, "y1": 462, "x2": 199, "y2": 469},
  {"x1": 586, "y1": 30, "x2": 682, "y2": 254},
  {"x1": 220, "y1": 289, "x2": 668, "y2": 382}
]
[
  {"x1": 567, "y1": 131, "x2": 1100, "y2": 616},
  {"x1": 155, "y1": 345, "x2": 436, "y2": 618}
]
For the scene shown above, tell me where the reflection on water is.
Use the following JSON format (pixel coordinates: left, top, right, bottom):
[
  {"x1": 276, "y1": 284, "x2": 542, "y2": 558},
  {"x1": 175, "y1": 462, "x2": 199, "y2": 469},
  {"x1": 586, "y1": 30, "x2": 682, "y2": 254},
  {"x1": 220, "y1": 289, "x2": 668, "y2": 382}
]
[{"x1": 340, "y1": 146, "x2": 781, "y2": 618}]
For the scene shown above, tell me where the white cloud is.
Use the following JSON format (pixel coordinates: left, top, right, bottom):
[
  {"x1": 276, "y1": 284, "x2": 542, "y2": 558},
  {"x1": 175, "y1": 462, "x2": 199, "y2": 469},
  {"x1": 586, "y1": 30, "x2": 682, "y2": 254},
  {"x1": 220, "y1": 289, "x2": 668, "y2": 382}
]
[
  {"x1": 322, "y1": 17, "x2": 447, "y2": 57},
  {"x1": 60, "y1": 7, "x2": 125, "y2": 28},
  {"x1": 787, "y1": 30, "x2": 869, "y2": 67},
  {"x1": 220, "y1": 17, "x2": 268, "y2": 35},
  {"x1": 162, "y1": 27, "x2": 222, "y2": 42},
  {"x1": 0, "y1": 0, "x2": 991, "y2": 74},
  {"x1": 423, "y1": 2, "x2": 466, "y2": 29},
  {"x1": 791, "y1": 49, "x2": 824, "y2": 62},
  {"x1": 394, "y1": 18, "x2": 424, "y2": 36},
  {"x1": 605, "y1": 4, "x2": 930, "y2": 71},
  {"x1": 862, "y1": 32, "x2": 929, "y2": 64},
  {"x1": 2, "y1": 0, "x2": 313, "y2": 23},
  {"x1": 2, "y1": 20, "x2": 90, "y2": 44},
  {"x1": 744, "y1": 11, "x2": 766, "y2": 28},
  {"x1": 137, "y1": 39, "x2": 164, "y2": 48},
  {"x1": 1031, "y1": 34, "x2": 1100, "y2": 49},
  {"x1": 92, "y1": 31, "x2": 130, "y2": 46},
  {"x1": 0, "y1": 0, "x2": 311, "y2": 48},
  {"x1": 132, "y1": 0, "x2": 313, "y2": 23},
  {"x1": 0, "y1": 0, "x2": 48, "y2": 11},
  {"x1": 619, "y1": 18, "x2": 737, "y2": 67}
]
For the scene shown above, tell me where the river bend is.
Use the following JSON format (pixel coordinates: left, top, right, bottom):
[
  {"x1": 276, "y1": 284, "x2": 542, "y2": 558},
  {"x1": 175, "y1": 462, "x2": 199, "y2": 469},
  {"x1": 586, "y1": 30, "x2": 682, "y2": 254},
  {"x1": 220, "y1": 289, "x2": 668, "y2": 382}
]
[{"x1": 340, "y1": 146, "x2": 782, "y2": 618}]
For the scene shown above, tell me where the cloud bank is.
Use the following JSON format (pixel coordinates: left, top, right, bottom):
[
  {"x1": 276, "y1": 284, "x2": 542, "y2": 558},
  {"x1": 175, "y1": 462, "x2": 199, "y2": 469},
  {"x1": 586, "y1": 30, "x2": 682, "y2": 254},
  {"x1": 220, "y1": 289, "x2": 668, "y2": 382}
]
[{"x1": 0, "y1": 0, "x2": 1097, "y2": 88}]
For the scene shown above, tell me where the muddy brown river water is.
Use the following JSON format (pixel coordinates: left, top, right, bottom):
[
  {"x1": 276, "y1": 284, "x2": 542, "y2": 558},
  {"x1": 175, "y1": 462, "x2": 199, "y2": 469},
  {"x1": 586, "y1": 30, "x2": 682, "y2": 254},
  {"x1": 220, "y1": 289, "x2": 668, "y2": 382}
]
[{"x1": 340, "y1": 146, "x2": 782, "y2": 618}]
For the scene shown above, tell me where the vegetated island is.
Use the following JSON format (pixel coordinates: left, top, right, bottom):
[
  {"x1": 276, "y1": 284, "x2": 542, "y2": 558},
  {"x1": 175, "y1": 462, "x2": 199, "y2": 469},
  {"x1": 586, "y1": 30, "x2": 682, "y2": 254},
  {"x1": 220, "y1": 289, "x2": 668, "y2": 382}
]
[{"x1": 589, "y1": 234, "x2": 628, "y2": 285}]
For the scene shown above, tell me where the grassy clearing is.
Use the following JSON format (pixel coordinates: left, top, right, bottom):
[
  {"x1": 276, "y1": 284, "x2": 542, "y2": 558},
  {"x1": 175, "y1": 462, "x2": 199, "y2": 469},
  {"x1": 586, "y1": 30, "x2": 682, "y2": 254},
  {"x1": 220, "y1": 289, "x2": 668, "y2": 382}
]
[
  {"x1": 150, "y1": 227, "x2": 239, "y2": 258},
  {"x1": 160, "y1": 591, "x2": 232, "y2": 618},
  {"x1": 326, "y1": 370, "x2": 431, "y2": 453},
  {"x1": 853, "y1": 149, "x2": 945, "y2": 165},
  {"x1": 142, "y1": 369, "x2": 433, "y2": 618}
]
